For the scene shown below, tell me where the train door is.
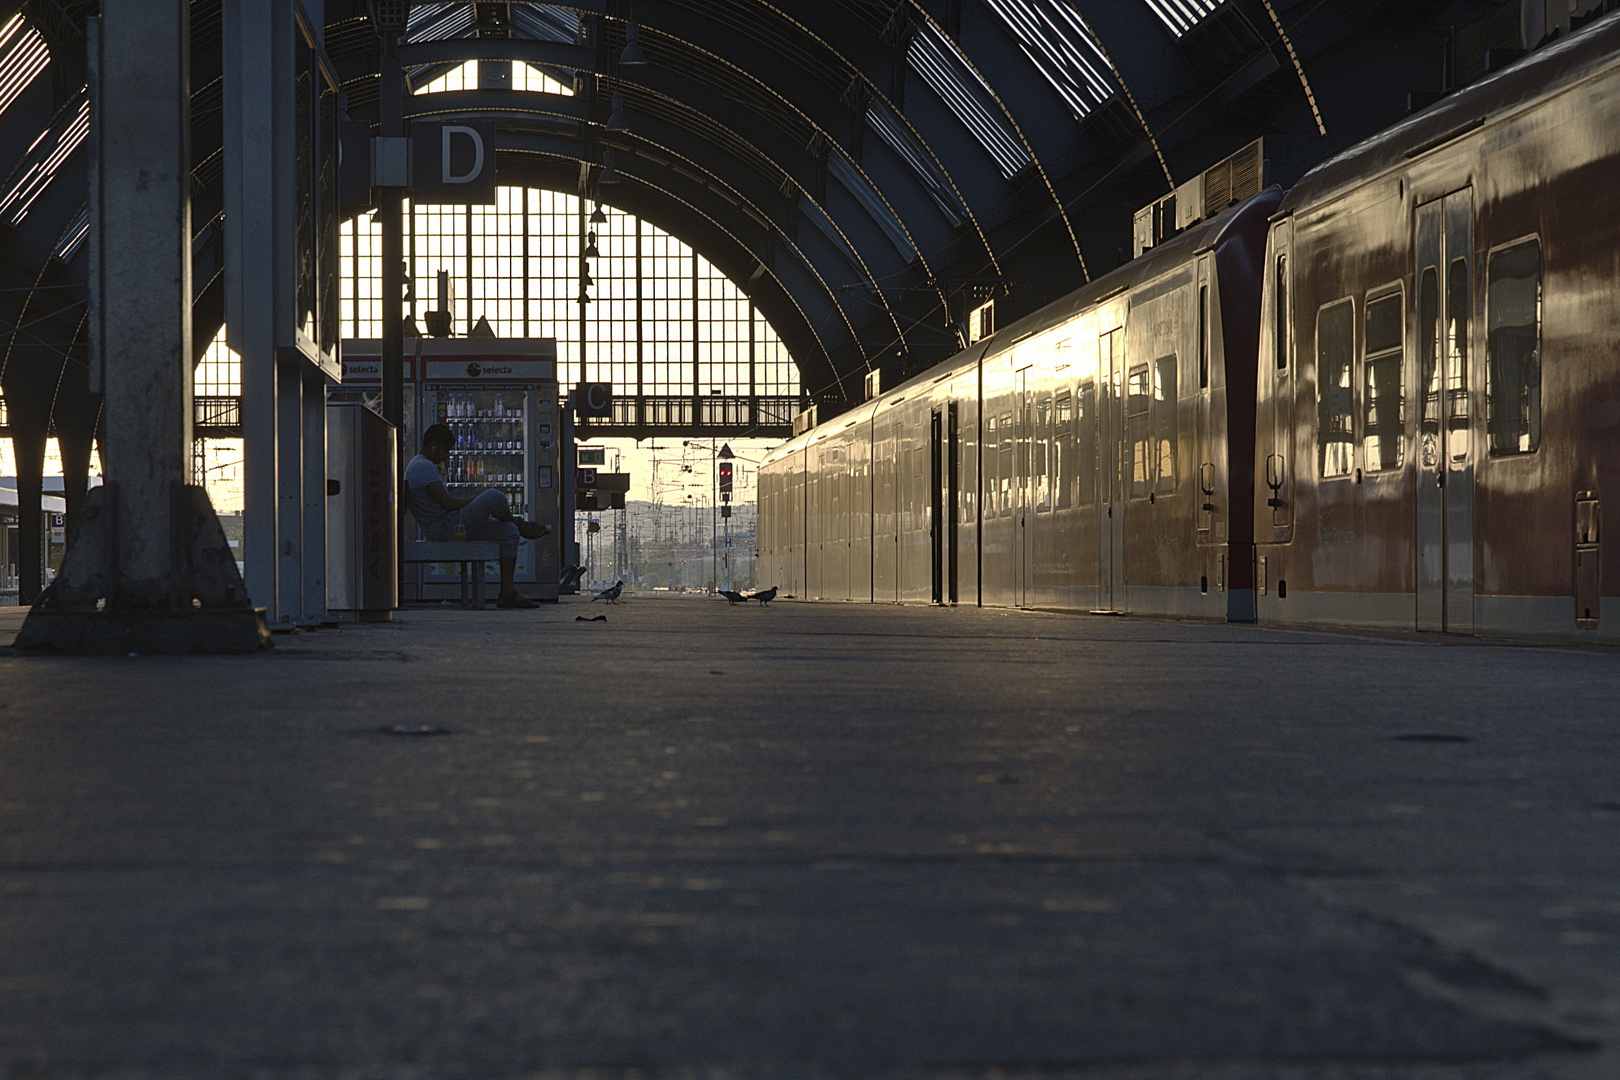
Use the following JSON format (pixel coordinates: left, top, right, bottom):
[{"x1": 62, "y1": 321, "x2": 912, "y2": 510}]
[
  {"x1": 806, "y1": 456, "x2": 821, "y2": 598},
  {"x1": 1015, "y1": 365, "x2": 1034, "y2": 607},
  {"x1": 947, "y1": 401, "x2": 961, "y2": 604},
  {"x1": 1414, "y1": 189, "x2": 1475, "y2": 633},
  {"x1": 1262, "y1": 221, "x2": 1295, "y2": 543},
  {"x1": 1097, "y1": 326, "x2": 1126, "y2": 611},
  {"x1": 931, "y1": 408, "x2": 945, "y2": 604},
  {"x1": 1195, "y1": 255, "x2": 1215, "y2": 540}
]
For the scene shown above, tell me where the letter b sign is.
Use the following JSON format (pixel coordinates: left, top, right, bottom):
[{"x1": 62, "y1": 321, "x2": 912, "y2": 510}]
[{"x1": 411, "y1": 121, "x2": 497, "y2": 205}]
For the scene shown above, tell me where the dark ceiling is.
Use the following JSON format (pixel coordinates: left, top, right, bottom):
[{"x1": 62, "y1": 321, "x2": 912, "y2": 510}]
[{"x1": 0, "y1": 0, "x2": 1577, "y2": 419}]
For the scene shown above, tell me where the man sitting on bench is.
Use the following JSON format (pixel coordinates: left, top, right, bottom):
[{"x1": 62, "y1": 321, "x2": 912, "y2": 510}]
[{"x1": 406, "y1": 423, "x2": 548, "y2": 610}]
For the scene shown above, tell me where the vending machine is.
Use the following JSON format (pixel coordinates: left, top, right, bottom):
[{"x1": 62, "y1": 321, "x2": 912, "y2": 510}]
[{"x1": 336, "y1": 337, "x2": 562, "y2": 602}]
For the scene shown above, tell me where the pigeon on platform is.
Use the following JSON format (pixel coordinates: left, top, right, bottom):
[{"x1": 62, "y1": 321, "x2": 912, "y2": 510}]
[
  {"x1": 592, "y1": 580, "x2": 624, "y2": 604},
  {"x1": 719, "y1": 589, "x2": 747, "y2": 605},
  {"x1": 749, "y1": 585, "x2": 778, "y2": 606}
]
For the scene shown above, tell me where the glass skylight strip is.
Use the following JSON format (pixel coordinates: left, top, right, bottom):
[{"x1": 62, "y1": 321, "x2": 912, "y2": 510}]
[
  {"x1": 866, "y1": 103, "x2": 963, "y2": 227},
  {"x1": 0, "y1": 15, "x2": 48, "y2": 120},
  {"x1": 828, "y1": 153, "x2": 916, "y2": 259},
  {"x1": 52, "y1": 206, "x2": 89, "y2": 263},
  {"x1": 510, "y1": 5, "x2": 580, "y2": 45},
  {"x1": 1144, "y1": 0, "x2": 1223, "y2": 38},
  {"x1": 0, "y1": 97, "x2": 88, "y2": 228},
  {"x1": 981, "y1": 0, "x2": 1113, "y2": 120},
  {"x1": 907, "y1": 25, "x2": 1029, "y2": 177},
  {"x1": 407, "y1": 2, "x2": 475, "y2": 43},
  {"x1": 406, "y1": 3, "x2": 456, "y2": 33}
]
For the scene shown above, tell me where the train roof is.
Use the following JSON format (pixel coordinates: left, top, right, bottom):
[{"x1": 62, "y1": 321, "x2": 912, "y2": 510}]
[
  {"x1": 1280, "y1": 9, "x2": 1620, "y2": 215},
  {"x1": 976, "y1": 186, "x2": 1282, "y2": 366},
  {"x1": 764, "y1": 187, "x2": 1281, "y2": 462}
]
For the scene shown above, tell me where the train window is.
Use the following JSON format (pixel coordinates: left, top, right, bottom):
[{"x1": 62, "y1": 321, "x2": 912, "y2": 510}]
[
  {"x1": 1155, "y1": 355, "x2": 1178, "y2": 495},
  {"x1": 1128, "y1": 365, "x2": 1152, "y2": 498},
  {"x1": 999, "y1": 412, "x2": 1014, "y2": 516},
  {"x1": 1275, "y1": 254, "x2": 1289, "y2": 371},
  {"x1": 1418, "y1": 267, "x2": 1441, "y2": 467},
  {"x1": 1486, "y1": 237, "x2": 1542, "y2": 456},
  {"x1": 1054, "y1": 392, "x2": 1073, "y2": 510},
  {"x1": 980, "y1": 414, "x2": 993, "y2": 517},
  {"x1": 1316, "y1": 299, "x2": 1356, "y2": 478},
  {"x1": 1043, "y1": 396, "x2": 1056, "y2": 514},
  {"x1": 1076, "y1": 381, "x2": 1096, "y2": 506},
  {"x1": 1447, "y1": 257, "x2": 1471, "y2": 462},
  {"x1": 1362, "y1": 289, "x2": 1404, "y2": 473},
  {"x1": 1199, "y1": 284, "x2": 1210, "y2": 389}
]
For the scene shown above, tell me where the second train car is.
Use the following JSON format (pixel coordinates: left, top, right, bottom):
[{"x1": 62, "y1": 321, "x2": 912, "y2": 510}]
[{"x1": 757, "y1": 188, "x2": 1281, "y2": 620}]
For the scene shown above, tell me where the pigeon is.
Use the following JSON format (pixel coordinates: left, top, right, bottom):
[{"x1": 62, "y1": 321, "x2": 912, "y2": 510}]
[
  {"x1": 749, "y1": 585, "x2": 778, "y2": 606},
  {"x1": 592, "y1": 580, "x2": 624, "y2": 604},
  {"x1": 719, "y1": 589, "x2": 748, "y2": 605}
]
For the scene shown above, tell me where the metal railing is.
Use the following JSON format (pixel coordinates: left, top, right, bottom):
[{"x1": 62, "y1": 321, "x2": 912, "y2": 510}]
[{"x1": 190, "y1": 392, "x2": 803, "y2": 440}]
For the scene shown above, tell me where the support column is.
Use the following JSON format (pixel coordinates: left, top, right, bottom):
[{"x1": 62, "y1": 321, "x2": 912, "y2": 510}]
[
  {"x1": 221, "y1": 1, "x2": 340, "y2": 631},
  {"x1": 277, "y1": 362, "x2": 303, "y2": 623},
  {"x1": 229, "y1": 0, "x2": 280, "y2": 625},
  {"x1": 96, "y1": 0, "x2": 191, "y2": 605},
  {"x1": 378, "y1": 31, "x2": 406, "y2": 605},
  {"x1": 16, "y1": 0, "x2": 268, "y2": 653},
  {"x1": 302, "y1": 368, "x2": 328, "y2": 622}
]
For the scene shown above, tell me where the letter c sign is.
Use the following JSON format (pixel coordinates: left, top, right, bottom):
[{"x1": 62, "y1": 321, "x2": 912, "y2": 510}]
[{"x1": 579, "y1": 383, "x2": 613, "y2": 419}]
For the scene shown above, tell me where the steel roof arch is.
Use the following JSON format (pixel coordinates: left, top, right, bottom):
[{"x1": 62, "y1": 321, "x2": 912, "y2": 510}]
[{"x1": 401, "y1": 85, "x2": 871, "y2": 395}]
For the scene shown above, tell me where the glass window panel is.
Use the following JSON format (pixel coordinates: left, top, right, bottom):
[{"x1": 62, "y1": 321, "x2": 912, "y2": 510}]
[
  {"x1": 1075, "y1": 381, "x2": 1095, "y2": 506},
  {"x1": 1446, "y1": 257, "x2": 1471, "y2": 461},
  {"x1": 1363, "y1": 290, "x2": 1404, "y2": 473},
  {"x1": 1154, "y1": 354, "x2": 1177, "y2": 495},
  {"x1": 1317, "y1": 299, "x2": 1355, "y2": 478},
  {"x1": 1486, "y1": 238, "x2": 1542, "y2": 456},
  {"x1": 338, "y1": 184, "x2": 799, "y2": 415},
  {"x1": 1275, "y1": 253, "x2": 1289, "y2": 370},
  {"x1": 1418, "y1": 266, "x2": 1441, "y2": 468},
  {"x1": 1128, "y1": 365, "x2": 1151, "y2": 498}
]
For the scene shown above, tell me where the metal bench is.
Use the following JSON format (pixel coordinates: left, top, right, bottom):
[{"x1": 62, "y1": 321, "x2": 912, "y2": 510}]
[{"x1": 401, "y1": 540, "x2": 501, "y2": 609}]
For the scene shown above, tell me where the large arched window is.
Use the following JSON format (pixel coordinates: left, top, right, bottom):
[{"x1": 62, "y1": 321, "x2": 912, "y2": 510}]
[{"x1": 336, "y1": 187, "x2": 799, "y2": 403}]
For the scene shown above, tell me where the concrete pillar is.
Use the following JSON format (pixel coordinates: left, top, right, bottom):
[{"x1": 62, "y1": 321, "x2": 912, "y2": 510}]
[
  {"x1": 94, "y1": 0, "x2": 191, "y2": 608},
  {"x1": 15, "y1": 0, "x2": 268, "y2": 653},
  {"x1": 225, "y1": 0, "x2": 280, "y2": 623}
]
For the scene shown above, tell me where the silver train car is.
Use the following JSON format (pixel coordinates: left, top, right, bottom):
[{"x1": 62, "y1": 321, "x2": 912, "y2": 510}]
[
  {"x1": 761, "y1": 12, "x2": 1620, "y2": 643},
  {"x1": 758, "y1": 188, "x2": 1281, "y2": 618},
  {"x1": 1253, "y1": 12, "x2": 1620, "y2": 640}
]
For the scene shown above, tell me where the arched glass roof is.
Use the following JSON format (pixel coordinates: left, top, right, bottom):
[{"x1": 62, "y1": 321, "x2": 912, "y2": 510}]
[{"x1": 0, "y1": 0, "x2": 1540, "y2": 437}]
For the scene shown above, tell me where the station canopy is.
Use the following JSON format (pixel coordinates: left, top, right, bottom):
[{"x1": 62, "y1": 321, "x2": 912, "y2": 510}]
[{"x1": 0, "y1": 1, "x2": 1526, "y2": 412}]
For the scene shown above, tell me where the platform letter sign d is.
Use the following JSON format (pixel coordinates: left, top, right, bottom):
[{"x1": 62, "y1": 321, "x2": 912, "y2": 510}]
[{"x1": 411, "y1": 121, "x2": 497, "y2": 205}]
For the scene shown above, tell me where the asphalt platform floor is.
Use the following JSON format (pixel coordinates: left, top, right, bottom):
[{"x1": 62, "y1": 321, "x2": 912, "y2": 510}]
[{"x1": 1, "y1": 594, "x2": 1619, "y2": 1080}]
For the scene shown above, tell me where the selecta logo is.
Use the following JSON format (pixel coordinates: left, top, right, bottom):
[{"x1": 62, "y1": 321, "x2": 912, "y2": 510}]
[{"x1": 466, "y1": 362, "x2": 482, "y2": 377}]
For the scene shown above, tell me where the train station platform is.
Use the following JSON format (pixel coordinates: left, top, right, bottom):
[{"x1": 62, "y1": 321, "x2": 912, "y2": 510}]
[{"x1": 1, "y1": 596, "x2": 1618, "y2": 1079}]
